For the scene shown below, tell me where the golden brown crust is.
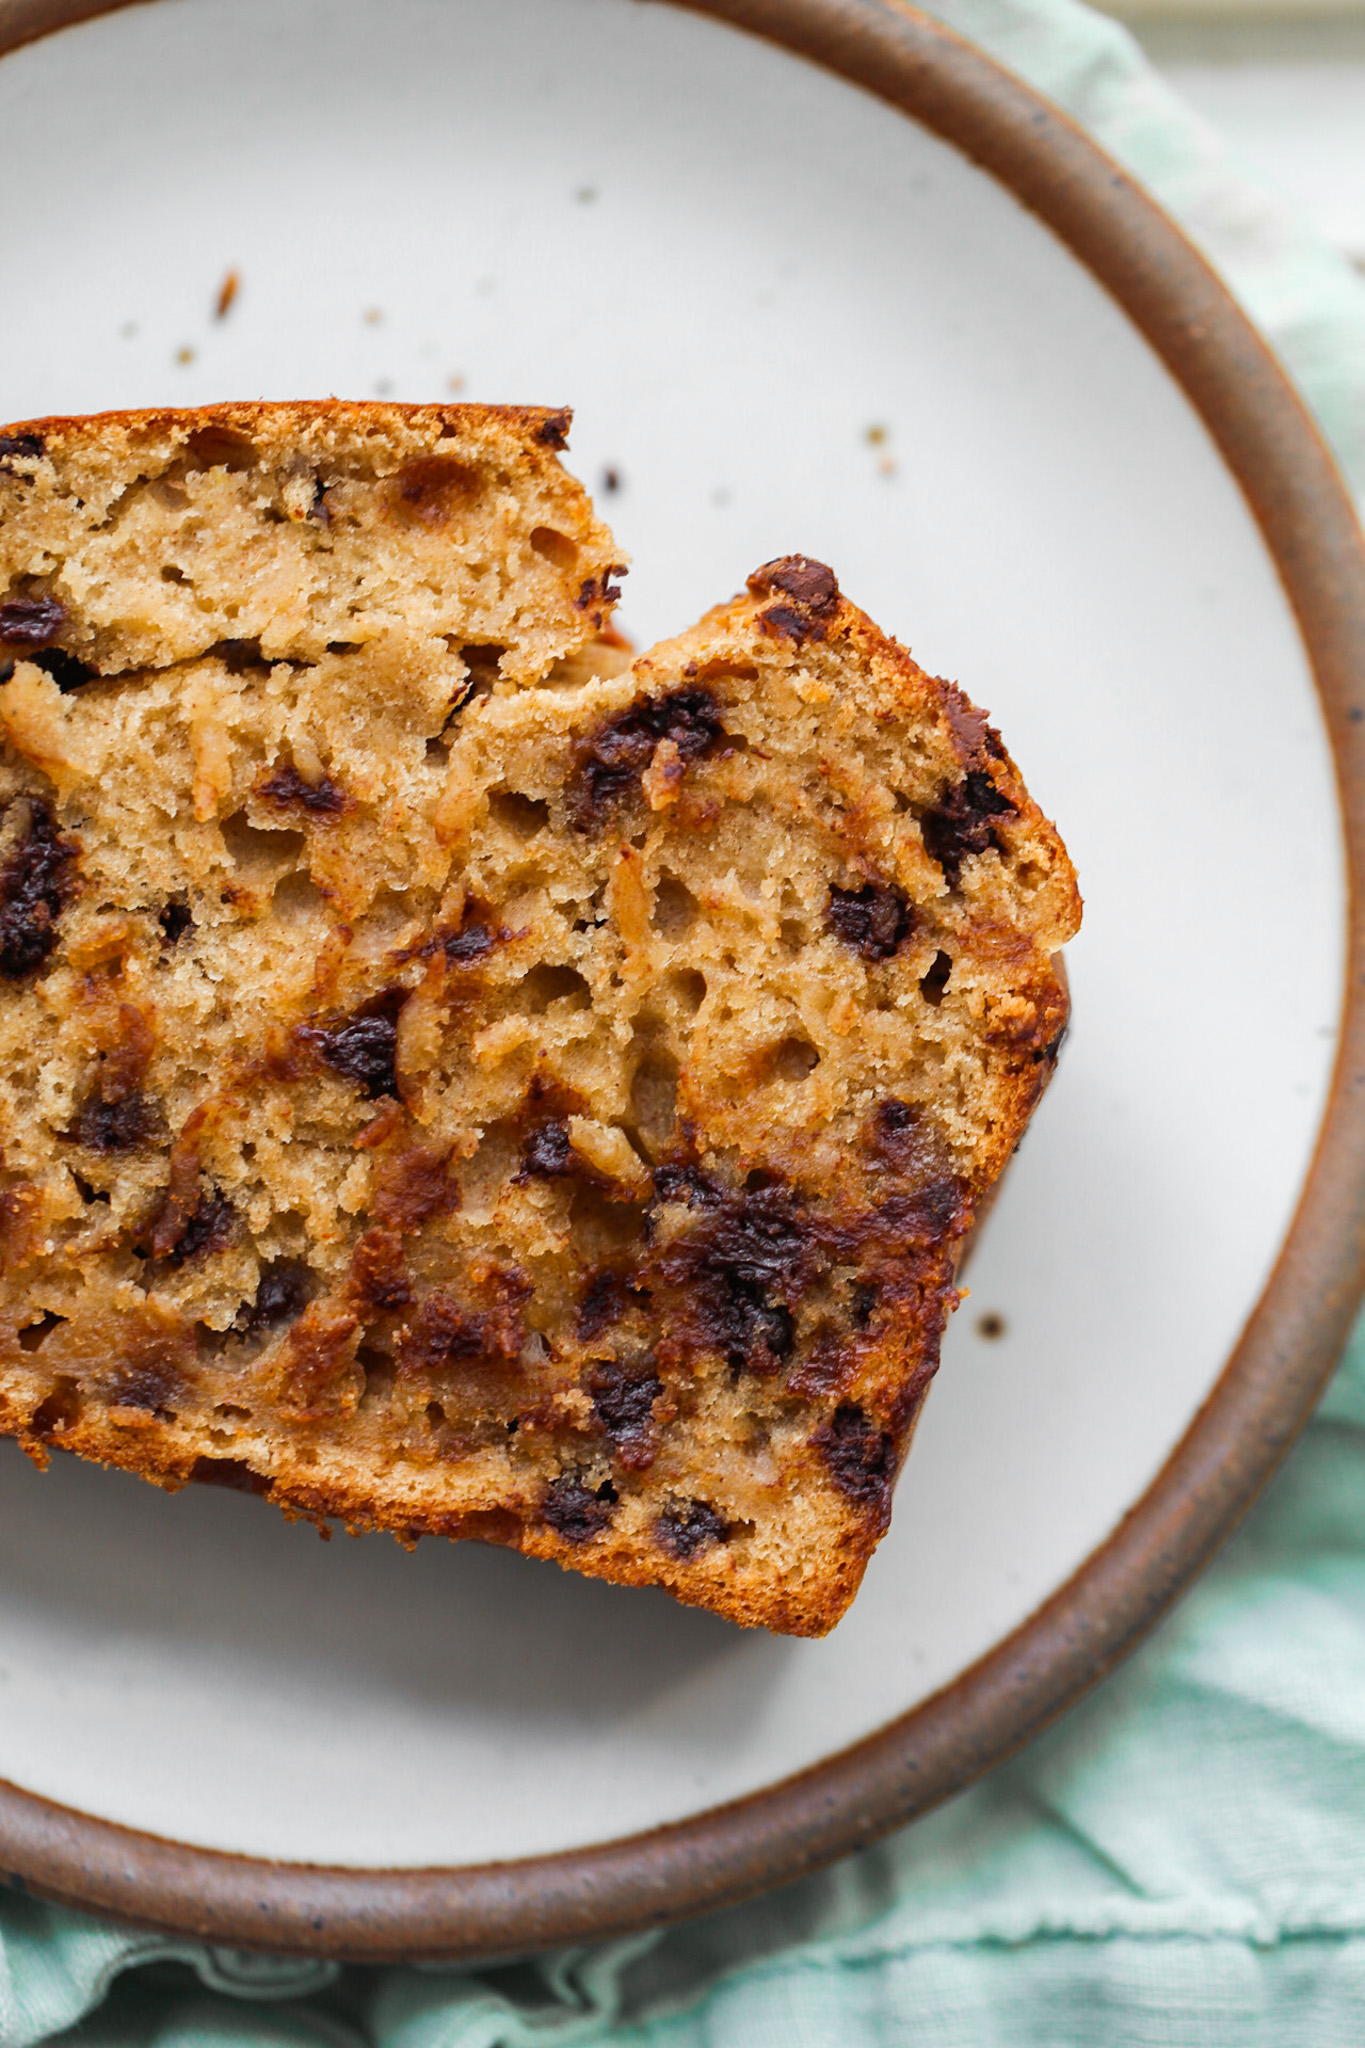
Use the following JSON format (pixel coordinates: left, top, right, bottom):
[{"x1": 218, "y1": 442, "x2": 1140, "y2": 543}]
[{"x1": 0, "y1": 438, "x2": 1078, "y2": 1637}]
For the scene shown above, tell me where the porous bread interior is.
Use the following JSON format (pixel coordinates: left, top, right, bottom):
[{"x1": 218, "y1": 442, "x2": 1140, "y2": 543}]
[
  {"x1": 0, "y1": 406, "x2": 1080, "y2": 1636},
  {"x1": 0, "y1": 399, "x2": 620, "y2": 683}
]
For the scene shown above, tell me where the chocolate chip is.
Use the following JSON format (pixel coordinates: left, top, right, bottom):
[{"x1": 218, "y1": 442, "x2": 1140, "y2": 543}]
[
  {"x1": 815, "y1": 1403, "x2": 897, "y2": 1519},
  {"x1": 746, "y1": 556, "x2": 839, "y2": 613},
  {"x1": 540, "y1": 1473, "x2": 617, "y2": 1543},
  {"x1": 659, "y1": 1180, "x2": 808, "y2": 1375},
  {"x1": 747, "y1": 556, "x2": 840, "y2": 644},
  {"x1": 166, "y1": 1187, "x2": 236, "y2": 1264},
  {"x1": 651, "y1": 1163, "x2": 723, "y2": 1210},
  {"x1": 299, "y1": 999, "x2": 402, "y2": 1099},
  {"x1": 656, "y1": 1497, "x2": 728, "y2": 1559},
  {"x1": 577, "y1": 1269, "x2": 627, "y2": 1342},
  {"x1": 575, "y1": 567, "x2": 626, "y2": 616},
  {"x1": 0, "y1": 797, "x2": 78, "y2": 979},
  {"x1": 921, "y1": 771, "x2": 1015, "y2": 881},
  {"x1": 867, "y1": 1099, "x2": 930, "y2": 1177},
  {"x1": 0, "y1": 596, "x2": 66, "y2": 647},
  {"x1": 572, "y1": 686, "x2": 724, "y2": 827},
  {"x1": 0, "y1": 433, "x2": 44, "y2": 466},
  {"x1": 238, "y1": 1260, "x2": 314, "y2": 1334},
  {"x1": 826, "y1": 882, "x2": 912, "y2": 962},
  {"x1": 520, "y1": 1119, "x2": 574, "y2": 1180},
  {"x1": 536, "y1": 409, "x2": 571, "y2": 451},
  {"x1": 585, "y1": 1359, "x2": 662, "y2": 1448},
  {"x1": 65, "y1": 1091, "x2": 157, "y2": 1154},
  {"x1": 108, "y1": 1359, "x2": 183, "y2": 1417},
  {"x1": 158, "y1": 900, "x2": 193, "y2": 946},
  {"x1": 443, "y1": 922, "x2": 496, "y2": 963},
  {"x1": 258, "y1": 764, "x2": 348, "y2": 816}
]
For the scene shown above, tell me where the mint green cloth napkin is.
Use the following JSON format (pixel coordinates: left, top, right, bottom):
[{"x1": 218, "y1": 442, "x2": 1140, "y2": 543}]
[{"x1": 16, "y1": 2, "x2": 1365, "y2": 2041}]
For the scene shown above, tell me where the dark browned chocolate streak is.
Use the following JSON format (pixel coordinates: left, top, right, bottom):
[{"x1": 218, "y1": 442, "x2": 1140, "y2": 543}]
[
  {"x1": 257, "y1": 764, "x2": 348, "y2": 816},
  {"x1": 0, "y1": 797, "x2": 78, "y2": 979}
]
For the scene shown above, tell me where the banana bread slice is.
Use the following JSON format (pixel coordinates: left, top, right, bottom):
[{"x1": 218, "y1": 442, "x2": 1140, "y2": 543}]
[{"x1": 0, "y1": 404, "x2": 1079, "y2": 1636}]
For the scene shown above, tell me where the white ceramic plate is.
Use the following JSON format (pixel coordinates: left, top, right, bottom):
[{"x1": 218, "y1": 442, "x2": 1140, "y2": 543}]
[{"x1": 0, "y1": 0, "x2": 1346, "y2": 1878}]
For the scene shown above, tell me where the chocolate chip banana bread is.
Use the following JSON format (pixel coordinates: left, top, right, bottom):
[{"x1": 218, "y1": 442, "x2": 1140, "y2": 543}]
[{"x1": 0, "y1": 402, "x2": 1079, "y2": 1636}]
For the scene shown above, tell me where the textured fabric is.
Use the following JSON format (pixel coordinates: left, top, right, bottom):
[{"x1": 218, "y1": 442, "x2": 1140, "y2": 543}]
[{"x1": 13, "y1": 0, "x2": 1365, "y2": 2041}]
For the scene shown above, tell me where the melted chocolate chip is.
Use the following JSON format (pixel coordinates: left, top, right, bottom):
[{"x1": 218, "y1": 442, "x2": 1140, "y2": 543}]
[
  {"x1": 0, "y1": 798, "x2": 78, "y2": 979},
  {"x1": 659, "y1": 1181, "x2": 808, "y2": 1375},
  {"x1": 158, "y1": 900, "x2": 193, "y2": 946},
  {"x1": 108, "y1": 1360, "x2": 183, "y2": 1417},
  {"x1": 300, "y1": 999, "x2": 402, "y2": 1099},
  {"x1": 578, "y1": 1269, "x2": 627, "y2": 1342},
  {"x1": 573, "y1": 686, "x2": 725, "y2": 827},
  {"x1": 238, "y1": 1260, "x2": 314, "y2": 1335},
  {"x1": 585, "y1": 1359, "x2": 662, "y2": 1447},
  {"x1": 652, "y1": 1163, "x2": 723, "y2": 1210},
  {"x1": 520, "y1": 1119, "x2": 574, "y2": 1180},
  {"x1": 815, "y1": 1403, "x2": 898, "y2": 1518},
  {"x1": 396, "y1": 906, "x2": 507, "y2": 971},
  {"x1": 443, "y1": 922, "x2": 496, "y2": 963},
  {"x1": 540, "y1": 1473, "x2": 618, "y2": 1543},
  {"x1": 656, "y1": 1497, "x2": 729, "y2": 1559},
  {"x1": 0, "y1": 596, "x2": 65, "y2": 648},
  {"x1": 537, "y1": 409, "x2": 571, "y2": 451},
  {"x1": 921, "y1": 771, "x2": 1015, "y2": 881},
  {"x1": 575, "y1": 567, "x2": 626, "y2": 619},
  {"x1": 66, "y1": 1091, "x2": 157, "y2": 1154},
  {"x1": 826, "y1": 882, "x2": 912, "y2": 962},
  {"x1": 0, "y1": 433, "x2": 44, "y2": 465},
  {"x1": 258, "y1": 763, "x2": 347, "y2": 815},
  {"x1": 167, "y1": 1188, "x2": 236, "y2": 1265},
  {"x1": 867, "y1": 1098, "x2": 934, "y2": 1179}
]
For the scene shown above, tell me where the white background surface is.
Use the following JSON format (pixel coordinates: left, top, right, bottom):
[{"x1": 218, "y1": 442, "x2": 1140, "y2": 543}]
[{"x1": 0, "y1": 0, "x2": 1345, "y2": 1864}]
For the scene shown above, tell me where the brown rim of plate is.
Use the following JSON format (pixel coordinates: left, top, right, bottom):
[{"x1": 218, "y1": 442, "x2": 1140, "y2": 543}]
[{"x1": 1, "y1": 0, "x2": 1364, "y2": 1964}]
